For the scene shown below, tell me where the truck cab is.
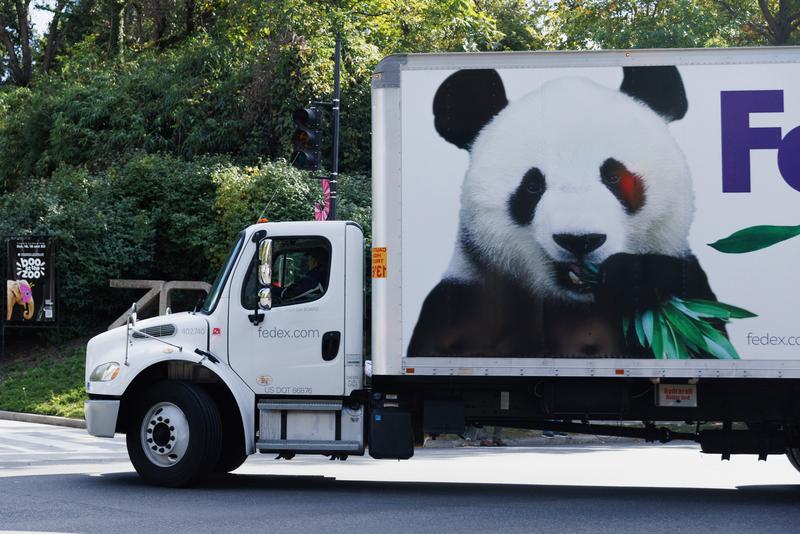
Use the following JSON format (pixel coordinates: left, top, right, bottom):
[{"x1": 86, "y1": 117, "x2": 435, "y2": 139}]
[{"x1": 84, "y1": 221, "x2": 366, "y2": 486}]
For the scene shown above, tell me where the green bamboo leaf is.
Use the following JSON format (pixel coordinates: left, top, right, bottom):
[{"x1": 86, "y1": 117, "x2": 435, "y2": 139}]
[
  {"x1": 670, "y1": 297, "x2": 700, "y2": 320},
  {"x1": 697, "y1": 321, "x2": 741, "y2": 360},
  {"x1": 668, "y1": 322, "x2": 691, "y2": 359},
  {"x1": 662, "y1": 304, "x2": 708, "y2": 350},
  {"x1": 702, "y1": 335, "x2": 736, "y2": 360},
  {"x1": 661, "y1": 315, "x2": 679, "y2": 359},
  {"x1": 681, "y1": 300, "x2": 732, "y2": 320},
  {"x1": 642, "y1": 310, "x2": 655, "y2": 347},
  {"x1": 683, "y1": 298, "x2": 757, "y2": 319},
  {"x1": 634, "y1": 313, "x2": 646, "y2": 347},
  {"x1": 651, "y1": 309, "x2": 664, "y2": 359},
  {"x1": 708, "y1": 225, "x2": 800, "y2": 254}
]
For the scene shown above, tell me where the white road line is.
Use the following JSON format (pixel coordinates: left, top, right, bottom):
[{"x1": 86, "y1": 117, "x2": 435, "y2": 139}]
[{"x1": 0, "y1": 433, "x2": 109, "y2": 452}]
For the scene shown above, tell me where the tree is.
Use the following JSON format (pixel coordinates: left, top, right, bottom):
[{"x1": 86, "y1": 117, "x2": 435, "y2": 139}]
[
  {"x1": 716, "y1": 0, "x2": 800, "y2": 45},
  {"x1": 0, "y1": 0, "x2": 75, "y2": 85},
  {"x1": 0, "y1": 0, "x2": 33, "y2": 85},
  {"x1": 549, "y1": 0, "x2": 739, "y2": 49}
]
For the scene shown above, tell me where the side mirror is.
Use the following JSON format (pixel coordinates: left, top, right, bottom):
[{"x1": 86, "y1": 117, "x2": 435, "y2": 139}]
[
  {"x1": 258, "y1": 239, "x2": 273, "y2": 286},
  {"x1": 257, "y1": 239, "x2": 273, "y2": 310},
  {"x1": 258, "y1": 287, "x2": 272, "y2": 310}
]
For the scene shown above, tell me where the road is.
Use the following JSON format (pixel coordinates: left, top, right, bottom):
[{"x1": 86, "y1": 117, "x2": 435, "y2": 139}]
[{"x1": 1, "y1": 419, "x2": 800, "y2": 533}]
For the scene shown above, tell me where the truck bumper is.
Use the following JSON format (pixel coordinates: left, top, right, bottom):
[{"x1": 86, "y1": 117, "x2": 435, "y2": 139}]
[{"x1": 84, "y1": 399, "x2": 120, "y2": 438}]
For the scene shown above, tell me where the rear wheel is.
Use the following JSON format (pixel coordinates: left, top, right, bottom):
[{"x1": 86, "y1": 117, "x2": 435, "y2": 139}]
[{"x1": 126, "y1": 381, "x2": 222, "y2": 487}]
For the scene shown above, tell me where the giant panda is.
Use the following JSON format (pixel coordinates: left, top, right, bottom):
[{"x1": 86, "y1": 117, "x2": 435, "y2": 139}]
[{"x1": 407, "y1": 66, "x2": 723, "y2": 359}]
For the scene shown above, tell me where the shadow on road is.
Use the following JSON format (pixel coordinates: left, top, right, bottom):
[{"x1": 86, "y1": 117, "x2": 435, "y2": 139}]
[
  {"x1": 95, "y1": 469, "x2": 800, "y2": 500},
  {"x1": 3, "y1": 472, "x2": 800, "y2": 533}
]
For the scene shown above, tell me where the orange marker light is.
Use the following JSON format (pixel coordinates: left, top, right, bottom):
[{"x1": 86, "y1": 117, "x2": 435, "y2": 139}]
[
  {"x1": 615, "y1": 369, "x2": 625, "y2": 375},
  {"x1": 406, "y1": 368, "x2": 415, "y2": 374},
  {"x1": 258, "y1": 218, "x2": 269, "y2": 223}
]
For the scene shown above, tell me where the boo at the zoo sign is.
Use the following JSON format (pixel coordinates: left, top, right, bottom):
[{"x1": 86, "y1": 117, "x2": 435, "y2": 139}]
[{"x1": 5, "y1": 238, "x2": 57, "y2": 325}]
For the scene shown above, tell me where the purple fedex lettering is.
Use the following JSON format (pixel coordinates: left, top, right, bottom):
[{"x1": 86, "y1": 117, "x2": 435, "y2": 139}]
[
  {"x1": 721, "y1": 90, "x2": 800, "y2": 192},
  {"x1": 720, "y1": 90, "x2": 782, "y2": 192}
]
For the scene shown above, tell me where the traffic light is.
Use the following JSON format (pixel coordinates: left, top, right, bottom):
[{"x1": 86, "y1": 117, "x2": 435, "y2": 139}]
[{"x1": 291, "y1": 107, "x2": 322, "y2": 170}]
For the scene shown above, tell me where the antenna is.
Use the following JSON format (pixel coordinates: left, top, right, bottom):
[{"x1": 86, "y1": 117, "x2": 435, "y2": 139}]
[{"x1": 255, "y1": 189, "x2": 280, "y2": 224}]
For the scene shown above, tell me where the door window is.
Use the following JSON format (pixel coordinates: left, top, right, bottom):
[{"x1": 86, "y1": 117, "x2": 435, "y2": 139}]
[{"x1": 242, "y1": 237, "x2": 331, "y2": 309}]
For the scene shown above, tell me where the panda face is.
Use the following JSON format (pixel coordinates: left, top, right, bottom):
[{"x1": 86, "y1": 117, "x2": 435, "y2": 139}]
[{"x1": 457, "y1": 77, "x2": 694, "y2": 302}]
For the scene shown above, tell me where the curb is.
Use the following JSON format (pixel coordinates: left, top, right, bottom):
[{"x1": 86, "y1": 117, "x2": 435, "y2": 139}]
[{"x1": 0, "y1": 410, "x2": 86, "y2": 429}]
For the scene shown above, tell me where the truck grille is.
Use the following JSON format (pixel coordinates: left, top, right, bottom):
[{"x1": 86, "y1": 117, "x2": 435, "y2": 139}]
[{"x1": 132, "y1": 324, "x2": 176, "y2": 339}]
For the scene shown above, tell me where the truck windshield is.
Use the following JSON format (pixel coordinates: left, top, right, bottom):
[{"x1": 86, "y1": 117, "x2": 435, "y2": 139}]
[{"x1": 200, "y1": 232, "x2": 245, "y2": 314}]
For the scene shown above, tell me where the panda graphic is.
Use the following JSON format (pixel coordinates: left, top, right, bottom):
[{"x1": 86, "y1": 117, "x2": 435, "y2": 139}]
[{"x1": 407, "y1": 66, "x2": 725, "y2": 359}]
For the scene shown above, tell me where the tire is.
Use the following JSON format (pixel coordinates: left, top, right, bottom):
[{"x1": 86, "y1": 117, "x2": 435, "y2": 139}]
[
  {"x1": 787, "y1": 448, "x2": 800, "y2": 473},
  {"x1": 126, "y1": 381, "x2": 222, "y2": 487},
  {"x1": 213, "y1": 417, "x2": 247, "y2": 474}
]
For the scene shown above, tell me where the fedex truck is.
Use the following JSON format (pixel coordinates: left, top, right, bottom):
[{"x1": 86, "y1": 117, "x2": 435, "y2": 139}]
[{"x1": 84, "y1": 47, "x2": 800, "y2": 487}]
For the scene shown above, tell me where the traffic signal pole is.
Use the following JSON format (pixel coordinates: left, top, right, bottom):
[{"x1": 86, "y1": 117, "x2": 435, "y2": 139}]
[{"x1": 329, "y1": 31, "x2": 341, "y2": 221}]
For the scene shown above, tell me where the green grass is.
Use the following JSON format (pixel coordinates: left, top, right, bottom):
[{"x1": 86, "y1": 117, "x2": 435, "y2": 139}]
[{"x1": 0, "y1": 348, "x2": 86, "y2": 419}]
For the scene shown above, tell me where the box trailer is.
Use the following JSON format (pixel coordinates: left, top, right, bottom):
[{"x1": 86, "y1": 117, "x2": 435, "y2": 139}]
[{"x1": 84, "y1": 47, "x2": 800, "y2": 487}]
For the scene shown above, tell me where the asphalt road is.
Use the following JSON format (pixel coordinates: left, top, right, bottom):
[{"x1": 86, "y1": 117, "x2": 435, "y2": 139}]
[{"x1": 1, "y1": 419, "x2": 800, "y2": 533}]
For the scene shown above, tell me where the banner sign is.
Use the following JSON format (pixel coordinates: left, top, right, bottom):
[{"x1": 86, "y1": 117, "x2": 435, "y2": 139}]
[
  {"x1": 397, "y1": 60, "x2": 800, "y2": 360},
  {"x1": 6, "y1": 238, "x2": 57, "y2": 325}
]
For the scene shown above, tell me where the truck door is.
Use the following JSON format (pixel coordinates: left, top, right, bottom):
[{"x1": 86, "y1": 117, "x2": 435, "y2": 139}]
[{"x1": 228, "y1": 225, "x2": 346, "y2": 396}]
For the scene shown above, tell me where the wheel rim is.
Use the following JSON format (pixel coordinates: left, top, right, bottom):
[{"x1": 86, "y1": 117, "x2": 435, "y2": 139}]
[{"x1": 140, "y1": 402, "x2": 190, "y2": 467}]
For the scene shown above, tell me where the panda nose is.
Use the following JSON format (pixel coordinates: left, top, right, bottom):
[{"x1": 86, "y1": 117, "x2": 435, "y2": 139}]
[{"x1": 553, "y1": 233, "x2": 607, "y2": 256}]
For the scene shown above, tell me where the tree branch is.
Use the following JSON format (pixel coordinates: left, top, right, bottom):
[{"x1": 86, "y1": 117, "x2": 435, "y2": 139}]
[{"x1": 0, "y1": 24, "x2": 25, "y2": 84}]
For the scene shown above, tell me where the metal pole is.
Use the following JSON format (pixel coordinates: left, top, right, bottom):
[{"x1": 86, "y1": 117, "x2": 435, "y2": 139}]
[{"x1": 329, "y1": 30, "x2": 341, "y2": 221}]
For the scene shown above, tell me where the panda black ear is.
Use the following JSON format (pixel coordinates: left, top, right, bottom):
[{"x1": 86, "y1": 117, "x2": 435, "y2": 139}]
[
  {"x1": 433, "y1": 69, "x2": 508, "y2": 150},
  {"x1": 620, "y1": 66, "x2": 688, "y2": 122}
]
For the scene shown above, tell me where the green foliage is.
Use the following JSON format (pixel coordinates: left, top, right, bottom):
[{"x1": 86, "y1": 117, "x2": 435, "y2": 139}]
[
  {"x1": 709, "y1": 224, "x2": 800, "y2": 254},
  {"x1": 210, "y1": 160, "x2": 320, "y2": 264},
  {"x1": 549, "y1": 0, "x2": 740, "y2": 49},
  {"x1": 0, "y1": 349, "x2": 87, "y2": 418},
  {"x1": 0, "y1": 154, "x2": 348, "y2": 334}
]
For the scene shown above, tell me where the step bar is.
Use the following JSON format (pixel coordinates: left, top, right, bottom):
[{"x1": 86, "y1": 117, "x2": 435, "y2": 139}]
[{"x1": 256, "y1": 399, "x2": 364, "y2": 455}]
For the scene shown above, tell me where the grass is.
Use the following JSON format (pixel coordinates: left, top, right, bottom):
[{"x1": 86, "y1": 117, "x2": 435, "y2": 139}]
[{"x1": 0, "y1": 348, "x2": 86, "y2": 419}]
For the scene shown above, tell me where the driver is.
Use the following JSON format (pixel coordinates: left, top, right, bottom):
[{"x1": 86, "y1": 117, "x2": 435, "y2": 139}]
[{"x1": 281, "y1": 249, "x2": 327, "y2": 302}]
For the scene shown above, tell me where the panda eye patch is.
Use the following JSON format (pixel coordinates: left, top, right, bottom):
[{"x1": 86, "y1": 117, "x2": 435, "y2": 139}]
[
  {"x1": 600, "y1": 158, "x2": 645, "y2": 214},
  {"x1": 508, "y1": 167, "x2": 546, "y2": 226}
]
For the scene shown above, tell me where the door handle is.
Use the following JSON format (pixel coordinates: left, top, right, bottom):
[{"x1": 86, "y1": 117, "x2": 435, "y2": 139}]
[
  {"x1": 249, "y1": 311, "x2": 264, "y2": 326},
  {"x1": 321, "y1": 331, "x2": 341, "y2": 361}
]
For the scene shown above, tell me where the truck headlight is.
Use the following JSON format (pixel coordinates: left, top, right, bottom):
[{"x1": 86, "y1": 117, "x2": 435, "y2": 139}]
[{"x1": 90, "y1": 362, "x2": 121, "y2": 382}]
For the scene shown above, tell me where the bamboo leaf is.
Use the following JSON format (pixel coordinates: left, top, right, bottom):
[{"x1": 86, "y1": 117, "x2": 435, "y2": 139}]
[
  {"x1": 708, "y1": 225, "x2": 800, "y2": 254},
  {"x1": 697, "y1": 321, "x2": 741, "y2": 360},
  {"x1": 634, "y1": 313, "x2": 646, "y2": 347},
  {"x1": 660, "y1": 315, "x2": 679, "y2": 359},
  {"x1": 670, "y1": 297, "x2": 700, "y2": 320},
  {"x1": 681, "y1": 300, "x2": 732, "y2": 320},
  {"x1": 642, "y1": 310, "x2": 655, "y2": 347},
  {"x1": 662, "y1": 303, "x2": 708, "y2": 350},
  {"x1": 651, "y1": 309, "x2": 663, "y2": 359},
  {"x1": 683, "y1": 298, "x2": 757, "y2": 319},
  {"x1": 622, "y1": 314, "x2": 630, "y2": 339}
]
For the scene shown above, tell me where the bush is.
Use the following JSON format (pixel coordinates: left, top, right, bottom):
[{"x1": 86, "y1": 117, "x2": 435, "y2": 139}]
[{"x1": 0, "y1": 155, "x2": 367, "y2": 336}]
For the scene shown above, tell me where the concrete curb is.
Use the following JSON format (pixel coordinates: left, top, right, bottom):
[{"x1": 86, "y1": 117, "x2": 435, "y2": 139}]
[{"x1": 0, "y1": 410, "x2": 85, "y2": 429}]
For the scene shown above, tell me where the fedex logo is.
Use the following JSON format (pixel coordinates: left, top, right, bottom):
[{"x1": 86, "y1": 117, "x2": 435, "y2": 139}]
[{"x1": 721, "y1": 90, "x2": 800, "y2": 192}]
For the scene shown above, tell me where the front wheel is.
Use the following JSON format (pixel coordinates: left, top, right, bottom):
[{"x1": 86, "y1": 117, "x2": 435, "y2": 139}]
[
  {"x1": 787, "y1": 448, "x2": 800, "y2": 473},
  {"x1": 126, "y1": 381, "x2": 222, "y2": 487}
]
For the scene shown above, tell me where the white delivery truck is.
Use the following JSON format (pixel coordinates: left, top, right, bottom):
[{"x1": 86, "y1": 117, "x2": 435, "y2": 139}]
[{"x1": 85, "y1": 47, "x2": 800, "y2": 487}]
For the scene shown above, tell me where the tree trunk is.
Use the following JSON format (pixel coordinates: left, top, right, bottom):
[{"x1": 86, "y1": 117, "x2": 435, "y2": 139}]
[
  {"x1": 185, "y1": 0, "x2": 195, "y2": 36},
  {"x1": 42, "y1": 0, "x2": 69, "y2": 74},
  {"x1": 15, "y1": 0, "x2": 32, "y2": 84},
  {"x1": 0, "y1": 0, "x2": 32, "y2": 86}
]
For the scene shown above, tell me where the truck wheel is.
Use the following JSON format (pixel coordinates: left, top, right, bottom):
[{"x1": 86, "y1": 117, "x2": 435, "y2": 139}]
[
  {"x1": 214, "y1": 443, "x2": 247, "y2": 474},
  {"x1": 786, "y1": 448, "x2": 800, "y2": 473},
  {"x1": 126, "y1": 381, "x2": 222, "y2": 487}
]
